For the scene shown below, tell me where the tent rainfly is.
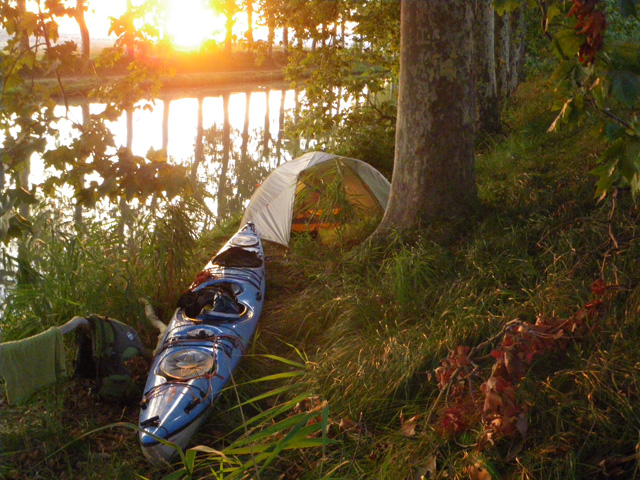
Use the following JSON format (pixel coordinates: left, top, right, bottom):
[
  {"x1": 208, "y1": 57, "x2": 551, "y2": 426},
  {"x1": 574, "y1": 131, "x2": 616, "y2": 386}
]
[{"x1": 241, "y1": 152, "x2": 391, "y2": 246}]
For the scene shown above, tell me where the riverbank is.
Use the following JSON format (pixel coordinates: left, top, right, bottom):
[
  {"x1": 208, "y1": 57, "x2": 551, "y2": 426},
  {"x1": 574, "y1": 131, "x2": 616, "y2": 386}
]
[
  {"x1": 41, "y1": 68, "x2": 289, "y2": 104},
  {"x1": 26, "y1": 48, "x2": 292, "y2": 102}
]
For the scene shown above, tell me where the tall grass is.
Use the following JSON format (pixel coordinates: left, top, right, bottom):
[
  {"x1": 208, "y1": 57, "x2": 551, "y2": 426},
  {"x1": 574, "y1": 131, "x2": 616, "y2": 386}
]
[
  {"x1": 4, "y1": 73, "x2": 640, "y2": 479},
  {"x1": 247, "y1": 75, "x2": 640, "y2": 478},
  {"x1": 1, "y1": 199, "x2": 210, "y2": 342}
]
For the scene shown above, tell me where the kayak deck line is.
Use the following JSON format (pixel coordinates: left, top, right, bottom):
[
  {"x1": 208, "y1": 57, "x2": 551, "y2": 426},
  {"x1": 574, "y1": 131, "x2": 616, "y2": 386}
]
[{"x1": 137, "y1": 223, "x2": 266, "y2": 464}]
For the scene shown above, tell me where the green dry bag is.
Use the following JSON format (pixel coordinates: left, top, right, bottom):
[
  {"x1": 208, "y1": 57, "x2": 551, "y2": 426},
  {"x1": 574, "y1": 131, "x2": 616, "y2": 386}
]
[{"x1": 74, "y1": 315, "x2": 147, "y2": 404}]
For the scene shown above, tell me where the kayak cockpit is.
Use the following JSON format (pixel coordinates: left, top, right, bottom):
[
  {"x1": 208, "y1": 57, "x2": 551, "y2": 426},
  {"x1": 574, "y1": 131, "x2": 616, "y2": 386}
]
[{"x1": 177, "y1": 282, "x2": 246, "y2": 320}]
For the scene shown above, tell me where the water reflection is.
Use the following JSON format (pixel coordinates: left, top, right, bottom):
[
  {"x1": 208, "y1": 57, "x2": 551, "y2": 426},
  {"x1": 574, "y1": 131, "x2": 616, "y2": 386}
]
[{"x1": 42, "y1": 88, "x2": 300, "y2": 220}]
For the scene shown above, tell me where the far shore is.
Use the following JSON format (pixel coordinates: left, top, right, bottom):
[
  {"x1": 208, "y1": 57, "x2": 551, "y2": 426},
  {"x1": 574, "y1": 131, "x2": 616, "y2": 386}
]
[{"x1": 40, "y1": 68, "x2": 291, "y2": 104}]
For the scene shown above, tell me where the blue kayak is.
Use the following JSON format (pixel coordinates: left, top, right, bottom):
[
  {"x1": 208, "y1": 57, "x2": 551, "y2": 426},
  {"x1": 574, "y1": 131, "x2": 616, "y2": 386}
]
[{"x1": 138, "y1": 223, "x2": 265, "y2": 463}]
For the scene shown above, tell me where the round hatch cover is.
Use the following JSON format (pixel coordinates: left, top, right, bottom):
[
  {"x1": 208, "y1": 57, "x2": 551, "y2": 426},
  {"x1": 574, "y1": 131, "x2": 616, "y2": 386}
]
[
  {"x1": 159, "y1": 349, "x2": 214, "y2": 380},
  {"x1": 230, "y1": 234, "x2": 258, "y2": 247},
  {"x1": 186, "y1": 327, "x2": 218, "y2": 339}
]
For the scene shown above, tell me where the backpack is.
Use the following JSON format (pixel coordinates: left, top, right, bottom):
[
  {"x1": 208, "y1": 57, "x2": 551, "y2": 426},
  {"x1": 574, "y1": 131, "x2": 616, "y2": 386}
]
[{"x1": 74, "y1": 315, "x2": 147, "y2": 404}]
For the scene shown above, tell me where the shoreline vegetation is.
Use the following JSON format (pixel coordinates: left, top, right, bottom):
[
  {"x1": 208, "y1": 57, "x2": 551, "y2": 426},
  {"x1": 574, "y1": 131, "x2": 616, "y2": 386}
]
[
  {"x1": 44, "y1": 69, "x2": 289, "y2": 103},
  {"x1": 30, "y1": 49, "x2": 294, "y2": 101}
]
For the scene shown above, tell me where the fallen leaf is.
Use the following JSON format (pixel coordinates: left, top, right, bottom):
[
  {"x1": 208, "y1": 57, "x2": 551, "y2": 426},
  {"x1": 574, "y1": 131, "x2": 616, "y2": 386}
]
[
  {"x1": 464, "y1": 464, "x2": 492, "y2": 480},
  {"x1": 400, "y1": 415, "x2": 421, "y2": 437}
]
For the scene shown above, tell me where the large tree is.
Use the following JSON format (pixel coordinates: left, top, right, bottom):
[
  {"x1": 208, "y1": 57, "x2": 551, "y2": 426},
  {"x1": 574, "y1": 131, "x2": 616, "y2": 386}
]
[
  {"x1": 475, "y1": 0, "x2": 501, "y2": 134},
  {"x1": 371, "y1": 1, "x2": 477, "y2": 238}
]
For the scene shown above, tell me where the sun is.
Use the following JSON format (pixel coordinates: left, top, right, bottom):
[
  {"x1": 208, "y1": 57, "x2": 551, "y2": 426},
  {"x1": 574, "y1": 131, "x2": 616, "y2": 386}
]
[{"x1": 164, "y1": 0, "x2": 225, "y2": 50}]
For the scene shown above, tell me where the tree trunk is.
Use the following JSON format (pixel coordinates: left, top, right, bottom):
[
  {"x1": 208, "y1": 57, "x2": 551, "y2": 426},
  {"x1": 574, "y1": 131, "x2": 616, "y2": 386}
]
[
  {"x1": 276, "y1": 89, "x2": 286, "y2": 163},
  {"x1": 75, "y1": 0, "x2": 90, "y2": 72},
  {"x1": 508, "y1": 4, "x2": 526, "y2": 93},
  {"x1": 162, "y1": 97, "x2": 170, "y2": 152},
  {"x1": 225, "y1": 10, "x2": 234, "y2": 54},
  {"x1": 191, "y1": 97, "x2": 204, "y2": 183},
  {"x1": 293, "y1": 88, "x2": 301, "y2": 157},
  {"x1": 283, "y1": 26, "x2": 289, "y2": 54},
  {"x1": 218, "y1": 93, "x2": 231, "y2": 218},
  {"x1": 246, "y1": 0, "x2": 254, "y2": 48},
  {"x1": 15, "y1": 2, "x2": 30, "y2": 222},
  {"x1": 125, "y1": 0, "x2": 135, "y2": 60},
  {"x1": 237, "y1": 91, "x2": 252, "y2": 199},
  {"x1": 268, "y1": 12, "x2": 275, "y2": 56},
  {"x1": 74, "y1": 0, "x2": 91, "y2": 225},
  {"x1": 16, "y1": 0, "x2": 29, "y2": 51},
  {"x1": 240, "y1": 91, "x2": 251, "y2": 168},
  {"x1": 119, "y1": 107, "x2": 135, "y2": 236},
  {"x1": 74, "y1": 101, "x2": 90, "y2": 226},
  {"x1": 262, "y1": 89, "x2": 271, "y2": 159},
  {"x1": 126, "y1": 109, "x2": 133, "y2": 150},
  {"x1": 372, "y1": 1, "x2": 477, "y2": 237},
  {"x1": 495, "y1": 10, "x2": 511, "y2": 104},
  {"x1": 475, "y1": 0, "x2": 501, "y2": 134}
]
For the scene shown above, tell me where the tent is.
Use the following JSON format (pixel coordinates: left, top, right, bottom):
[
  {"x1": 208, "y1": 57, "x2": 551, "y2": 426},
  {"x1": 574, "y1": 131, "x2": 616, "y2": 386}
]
[{"x1": 241, "y1": 152, "x2": 391, "y2": 246}]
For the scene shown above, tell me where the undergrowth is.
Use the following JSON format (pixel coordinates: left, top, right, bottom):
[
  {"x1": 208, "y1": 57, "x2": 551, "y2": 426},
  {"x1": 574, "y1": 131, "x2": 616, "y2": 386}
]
[{"x1": 3, "y1": 73, "x2": 640, "y2": 479}]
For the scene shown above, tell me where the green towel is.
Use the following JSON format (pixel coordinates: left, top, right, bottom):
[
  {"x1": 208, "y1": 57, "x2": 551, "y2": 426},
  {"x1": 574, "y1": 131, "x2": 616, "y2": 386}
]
[{"x1": 0, "y1": 327, "x2": 67, "y2": 404}]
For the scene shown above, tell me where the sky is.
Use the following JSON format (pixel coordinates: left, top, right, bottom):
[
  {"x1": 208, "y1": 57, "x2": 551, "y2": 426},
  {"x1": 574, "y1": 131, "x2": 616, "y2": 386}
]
[
  {"x1": 52, "y1": 0, "x2": 260, "y2": 48},
  {"x1": 56, "y1": 0, "x2": 128, "y2": 38}
]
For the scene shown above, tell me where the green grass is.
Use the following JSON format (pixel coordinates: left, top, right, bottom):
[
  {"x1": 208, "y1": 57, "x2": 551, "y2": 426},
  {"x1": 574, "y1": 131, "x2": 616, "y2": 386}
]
[{"x1": 3, "y1": 73, "x2": 640, "y2": 479}]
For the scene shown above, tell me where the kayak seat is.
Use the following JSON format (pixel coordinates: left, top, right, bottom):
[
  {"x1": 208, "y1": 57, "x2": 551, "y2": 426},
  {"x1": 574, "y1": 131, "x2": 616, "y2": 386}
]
[{"x1": 178, "y1": 285, "x2": 243, "y2": 319}]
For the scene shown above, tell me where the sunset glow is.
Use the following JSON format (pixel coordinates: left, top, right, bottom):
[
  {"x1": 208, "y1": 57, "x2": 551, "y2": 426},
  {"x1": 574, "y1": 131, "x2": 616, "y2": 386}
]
[{"x1": 164, "y1": 0, "x2": 224, "y2": 49}]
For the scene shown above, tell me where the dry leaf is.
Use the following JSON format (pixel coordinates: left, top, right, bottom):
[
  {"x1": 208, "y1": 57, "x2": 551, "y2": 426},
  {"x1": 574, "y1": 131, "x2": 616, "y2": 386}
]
[
  {"x1": 464, "y1": 464, "x2": 492, "y2": 480},
  {"x1": 400, "y1": 415, "x2": 422, "y2": 437}
]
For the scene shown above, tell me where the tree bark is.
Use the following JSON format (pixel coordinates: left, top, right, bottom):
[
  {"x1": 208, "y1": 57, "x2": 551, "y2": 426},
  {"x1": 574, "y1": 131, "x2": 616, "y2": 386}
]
[
  {"x1": 474, "y1": 0, "x2": 501, "y2": 134},
  {"x1": 125, "y1": 0, "x2": 135, "y2": 60},
  {"x1": 126, "y1": 108, "x2": 133, "y2": 150},
  {"x1": 218, "y1": 93, "x2": 231, "y2": 218},
  {"x1": 237, "y1": 91, "x2": 252, "y2": 199},
  {"x1": 16, "y1": 0, "x2": 30, "y2": 222},
  {"x1": 225, "y1": 5, "x2": 234, "y2": 54},
  {"x1": 276, "y1": 89, "x2": 286, "y2": 163},
  {"x1": 16, "y1": 0, "x2": 29, "y2": 51},
  {"x1": 508, "y1": 4, "x2": 526, "y2": 93},
  {"x1": 495, "y1": 9, "x2": 511, "y2": 104},
  {"x1": 75, "y1": 0, "x2": 90, "y2": 71},
  {"x1": 74, "y1": 101, "x2": 90, "y2": 226},
  {"x1": 246, "y1": 0, "x2": 254, "y2": 48},
  {"x1": 268, "y1": 11, "x2": 275, "y2": 56},
  {"x1": 191, "y1": 97, "x2": 204, "y2": 183},
  {"x1": 240, "y1": 91, "x2": 251, "y2": 168},
  {"x1": 162, "y1": 98, "x2": 170, "y2": 152},
  {"x1": 283, "y1": 26, "x2": 289, "y2": 54},
  {"x1": 372, "y1": 1, "x2": 477, "y2": 237},
  {"x1": 262, "y1": 89, "x2": 271, "y2": 159},
  {"x1": 74, "y1": 0, "x2": 91, "y2": 225}
]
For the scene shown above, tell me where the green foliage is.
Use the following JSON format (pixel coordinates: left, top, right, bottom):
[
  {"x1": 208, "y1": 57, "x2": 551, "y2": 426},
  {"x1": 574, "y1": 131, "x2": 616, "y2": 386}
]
[
  {"x1": 542, "y1": 0, "x2": 640, "y2": 200},
  {"x1": 493, "y1": 0, "x2": 523, "y2": 16},
  {"x1": 0, "y1": 0, "x2": 195, "y2": 244},
  {"x1": 283, "y1": 0, "x2": 399, "y2": 168},
  {"x1": 617, "y1": 0, "x2": 638, "y2": 18}
]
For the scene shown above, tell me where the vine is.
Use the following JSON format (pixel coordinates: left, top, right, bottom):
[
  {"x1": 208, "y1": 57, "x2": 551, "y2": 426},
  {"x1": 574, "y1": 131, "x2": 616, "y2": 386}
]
[{"x1": 432, "y1": 279, "x2": 608, "y2": 450}]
